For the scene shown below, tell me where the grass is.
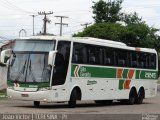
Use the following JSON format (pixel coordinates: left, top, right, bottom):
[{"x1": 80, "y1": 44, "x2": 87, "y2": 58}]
[{"x1": 0, "y1": 90, "x2": 7, "y2": 100}]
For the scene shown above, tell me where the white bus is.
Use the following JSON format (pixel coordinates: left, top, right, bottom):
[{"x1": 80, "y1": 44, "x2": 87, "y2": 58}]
[{"x1": 1, "y1": 36, "x2": 158, "y2": 107}]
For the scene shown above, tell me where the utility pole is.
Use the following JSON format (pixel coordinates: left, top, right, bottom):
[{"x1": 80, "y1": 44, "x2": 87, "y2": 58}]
[
  {"x1": 55, "y1": 16, "x2": 68, "y2": 36},
  {"x1": 81, "y1": 22, "x2": 92, "y2": 29},
  {"x1": 30, "y1": 15, "x2": 37, "y2": 36},
  {"x1": 38, "y1": 11, "x2": 53, "y2": 35}
]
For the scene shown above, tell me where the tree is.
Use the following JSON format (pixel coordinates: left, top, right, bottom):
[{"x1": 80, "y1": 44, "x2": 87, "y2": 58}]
[
  {"x1": 74, "y1": 22, "x2": 158, "y2": 49},
  {"x1": 120, "y1": 23, "x2": 159, "y2": 48},
  {"x1": 122, "y1": 12, "x2": 143, "y2": 25},
  {"x1": 74, "y1": 0, "x2": 160, "y2": 75},
  {"x1": 73, "y1": 22, "x2": 124, "y2": 41},
  {"x1": 92, "y1": 0, "x2": 123, "y2": 23}
]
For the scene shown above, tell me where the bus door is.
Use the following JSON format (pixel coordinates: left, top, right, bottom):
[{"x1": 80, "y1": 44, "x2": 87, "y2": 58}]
[{"x1": 52, "y1": 41, "x2": 71, "y2": 86}]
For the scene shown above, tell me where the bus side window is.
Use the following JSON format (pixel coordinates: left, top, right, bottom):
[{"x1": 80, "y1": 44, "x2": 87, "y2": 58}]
[
  {"x1": 145, "y1": 54, "x2": 150, "y2": 69},
  {"x1": 115, "y1": 49, "x2": 127, "y2": 67},
  {"x1": 127, "y1": 52, "x2": 132, "y2": 67},
  {"x1": 149, "y1": 54, "x2": 156, "y2": 69},
  {"x1": 72, "y1": 43, "x2": 87, "y2": 64},
  {"x1": 131, "y1": 52, "x2": 138, "y2": 68},
  {"x1": 87, "y1": 45, "x2": 101, "y2": 65},
  {"x1": 104, "y1": 48, "x2": 114, "y2": 66},
  {"x1": 138, "y1": 53, "x2": 148, "y2": 69}
]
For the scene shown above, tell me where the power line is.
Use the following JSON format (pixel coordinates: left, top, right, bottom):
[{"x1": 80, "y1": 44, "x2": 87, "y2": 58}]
[
  {"x1": 63, "y1": 28, "x2": 84, "y2": 35},
  {"x1": 55, "y1": 16, "x2": 68, "y2": 36},
  {"x1": 0, "y1": 0, "x2": 34, "y2": 14},
  {"x1": 124, "y1": 4, "x2": 160, "y2": 9},
  {"x1": 81, "y1": 22, "x2": 92, "y2": 29}
]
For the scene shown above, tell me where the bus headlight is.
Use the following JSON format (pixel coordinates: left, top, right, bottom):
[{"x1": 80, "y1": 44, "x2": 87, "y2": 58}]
[{"x1": 7, "y1": 86, "x2": 14, "y2": 89}]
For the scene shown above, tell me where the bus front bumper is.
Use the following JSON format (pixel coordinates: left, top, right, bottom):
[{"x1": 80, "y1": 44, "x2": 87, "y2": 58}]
[{"x1": 7, "y1": 88, "x2": 52, "y2": 102}]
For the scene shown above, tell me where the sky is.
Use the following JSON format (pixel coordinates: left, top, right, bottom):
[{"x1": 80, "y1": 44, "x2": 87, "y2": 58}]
[{"x1": 0, "y1": 0, "x2": 160, "y2": 40}]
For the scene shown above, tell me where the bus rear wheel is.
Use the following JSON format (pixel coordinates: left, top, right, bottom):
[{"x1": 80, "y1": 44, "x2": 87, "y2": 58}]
[
  {"x1": 136, "y1": 88, "x2": 144, "y2": 104},
  {"x1": 128, "y1": 89, "x2": 136, "y2": 105},
  {"x1": 68, "y1": 89, "x2": 77, "y2": 108},
  {"x1": 34, "y1": 101, "x2": 40, "y2": 107}
]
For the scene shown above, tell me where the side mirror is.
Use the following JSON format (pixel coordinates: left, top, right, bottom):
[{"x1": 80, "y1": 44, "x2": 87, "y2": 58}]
[
  {"x1": 0, "y1": 49, "x2": 12, "y2": 65},
  {"x1": 48, "y1": 51, "x2": 57, "y2": 66}
]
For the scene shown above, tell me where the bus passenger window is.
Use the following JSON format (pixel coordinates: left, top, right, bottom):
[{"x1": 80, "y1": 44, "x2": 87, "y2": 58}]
[
  {"x1": 138, "y1": 53, "x2": 148, "y2": 69},
  {"x1": 131, "y1": 52, "x2": 138, "y2": 68},
  {"x1": 104, "y1": 48, "x2": 114, "y2": 66},
  {"x1": 72, "y1": 43, "x2": 87, "y2": 64},
  {"x1": 89, "y1": 53, "x2": 96, "y2": 64},
  {"x1": 149, "y1": 54, "x2": 156, "y2": 69},
  {"x1": 116, "y1": 49, "x2": 127, "y2": 67},
  {"x1": 87, "y1": 46, "x2": 100, "y2": 65},
  {"x1": 72, "y1": 50, "x2": 83, "y2": 63}
]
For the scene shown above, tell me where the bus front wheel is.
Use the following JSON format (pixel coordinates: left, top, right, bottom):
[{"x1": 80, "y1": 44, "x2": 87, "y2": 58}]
[
  {"x1": 34, "y1": 101, "x2": 40, "y2": 107},
  {"x1": 68, "y1": 89, "x2": 77, "y2": 108}
]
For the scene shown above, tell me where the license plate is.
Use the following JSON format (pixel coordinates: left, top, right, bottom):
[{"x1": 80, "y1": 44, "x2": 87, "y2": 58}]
[{"x1": 21, "y1": 94, "x2": 29, "y2": 97}]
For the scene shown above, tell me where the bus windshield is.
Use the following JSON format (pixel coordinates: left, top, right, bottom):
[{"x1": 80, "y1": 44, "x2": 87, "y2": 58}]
[
  {"x1": 13, "y1": 40, "x2": 55, "y2": 52},
  {"x1": 8, "y1": 40, "x2": 55, "y2": 83}
]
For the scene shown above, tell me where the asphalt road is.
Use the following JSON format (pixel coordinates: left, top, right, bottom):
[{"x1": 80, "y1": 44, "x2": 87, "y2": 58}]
[{"x1": 0, "y1": 86, "x2": 160, "y2": 120}]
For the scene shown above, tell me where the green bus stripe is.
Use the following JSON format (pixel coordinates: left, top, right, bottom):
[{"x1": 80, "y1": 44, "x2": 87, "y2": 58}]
[
  {"x1": 87, "y1": 67, "x2": 116, "y2": 78},
  {"x1": 71, "y1": 64, "x2": 158, "y2": 80},
  {"x1": 7, "y1": 80, "x2": 50, "y2": 88},
  {"x1": 119, "y1": 80, "x2": 125, "y2": 90},
  {"x1": 122, "y1": 69, "x2": 128, "y2": 79},
  {"x1": 136, "y1": 70, "x2": 140, "y2": 79}
]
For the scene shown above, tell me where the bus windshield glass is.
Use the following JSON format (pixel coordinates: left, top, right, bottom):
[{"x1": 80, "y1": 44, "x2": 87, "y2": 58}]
[
  {"x1": 8, "y1": 39, "x2": 56, "y2": 83},
  {"x1": 13, "y1": 40, "x2": 55, "y2": 52},
  {"x1": 8, "y1": 53, "x2": 51, "y2": 83}
]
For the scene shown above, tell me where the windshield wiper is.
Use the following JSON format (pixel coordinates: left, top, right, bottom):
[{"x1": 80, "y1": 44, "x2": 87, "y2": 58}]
[
  {"x1": 29, "y1": 60, "x2": 36, "y2": 82},
  {"x1": 10, "y1": 51, "x2": 16, "y2": 66},
  {"x1": 14, "y1": 59, "x2": 27, "y2": 82}
]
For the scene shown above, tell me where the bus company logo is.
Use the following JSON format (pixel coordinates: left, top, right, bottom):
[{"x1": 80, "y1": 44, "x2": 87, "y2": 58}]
[
  {"x1": 74, "y1": 66, "x2": 91, "y2": 77},
  {"x1": 14, "y1": 83, "x2": 20, "y2": 87},
  {"x1": 74, "y1": 65, "x2": 80, "y2": 77}
]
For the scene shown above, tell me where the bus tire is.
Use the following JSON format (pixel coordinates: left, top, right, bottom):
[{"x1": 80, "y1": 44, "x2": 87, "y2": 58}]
[
  {"x1": 68, "y1": 89, "x2": 77, "y2": 108},
  {"x1": 106, "y1": 100, "x2": 113, "y2": 105},
  {"x1": 95, "y1": 100, "x2": 104, "y2": 104},
  {"x1": 95, "y1": 100, "x2": 112, "y2": 105},
  {"x1": 136, "y1": 88, "x2": 144, "y2": 104},
  {"x1": 128, "y1": 88, "x2": 136, "y2": 105},
  {"x1": 34, "y1": 101, "x2": 40, "y2": 107}
]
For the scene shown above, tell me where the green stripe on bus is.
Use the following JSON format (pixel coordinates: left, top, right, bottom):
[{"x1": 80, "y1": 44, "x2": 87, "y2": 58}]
[
  {"x1": 7, "y1": 80, "x2": 50, "y2": 88},
  {"x1": 71, "y1": 64, "x2": 158, "y2": 80},
  {"x1": 71, "y1": 64, "x2": 116, "y2": 78},
  {"x1": 136, "y1": 70, "x2": 140, "y2": 79},
  {"x1": 136, "y1": 71, "x2": 158, "y2": 80},
  {"x1": 119, "y1": 80, "x2": 125, "y2": 90},
  {"x1": 122, "y1": 69, "x2": 128, "y2": 79}
]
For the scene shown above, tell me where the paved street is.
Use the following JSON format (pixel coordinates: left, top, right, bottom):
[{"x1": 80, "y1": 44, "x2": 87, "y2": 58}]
[{"x1": 0, "y1": 86, "x2": 159, "y2": 120}]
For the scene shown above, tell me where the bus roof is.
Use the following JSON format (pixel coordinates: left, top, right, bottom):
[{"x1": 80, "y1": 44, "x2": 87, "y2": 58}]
[{"x1": 19, "y1": 35, "x2": 157, "y2": 54}]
